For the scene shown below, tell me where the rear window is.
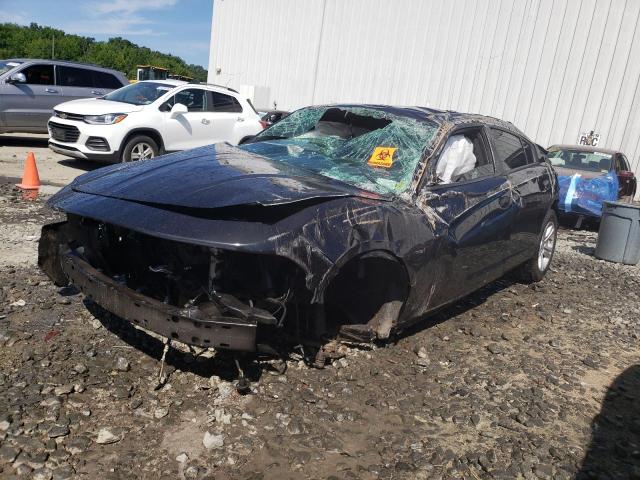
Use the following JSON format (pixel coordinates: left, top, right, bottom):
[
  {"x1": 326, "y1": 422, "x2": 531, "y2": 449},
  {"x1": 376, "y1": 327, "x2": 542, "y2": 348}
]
[
  {"x1": 211, "y1": 92, "x2": 243, "y2": 113},
  {"x1": 57, "y1": 66, "x2": 93, "y2": 87},
  {"x1": 93, "y1": 71, "x2": 123, "y2": 89},
  {"x1": 489, "y1": 128, "x2": 529, "y2": 170}
]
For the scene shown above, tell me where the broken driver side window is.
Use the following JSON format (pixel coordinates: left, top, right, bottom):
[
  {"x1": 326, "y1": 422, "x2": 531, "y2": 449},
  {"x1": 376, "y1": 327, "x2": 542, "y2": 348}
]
[{"x1": 435, "y1": 128, "x2": 494, "y2": 184}]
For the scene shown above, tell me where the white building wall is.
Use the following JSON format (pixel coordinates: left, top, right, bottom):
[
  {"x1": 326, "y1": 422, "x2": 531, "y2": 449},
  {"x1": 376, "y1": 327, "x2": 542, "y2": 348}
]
[{"x1": 209, "y1": 0, "x2": 640, "y2": 186}]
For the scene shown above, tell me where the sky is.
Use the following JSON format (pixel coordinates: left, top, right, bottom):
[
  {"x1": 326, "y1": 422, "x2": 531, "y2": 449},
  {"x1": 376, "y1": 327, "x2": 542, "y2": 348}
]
[{"x1": 0, "y1": 0, "x2": 213, "y2": 67}]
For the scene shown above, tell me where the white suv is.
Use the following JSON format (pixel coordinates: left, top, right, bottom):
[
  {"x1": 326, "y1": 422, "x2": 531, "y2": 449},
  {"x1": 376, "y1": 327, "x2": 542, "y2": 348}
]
[{"x1": 47, "y1": 80, "x2": 263, "y2": 163}]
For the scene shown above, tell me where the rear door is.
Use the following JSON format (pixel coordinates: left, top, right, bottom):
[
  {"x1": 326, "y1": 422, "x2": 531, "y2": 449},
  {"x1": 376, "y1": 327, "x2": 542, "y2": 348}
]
[
  {"x1": 209, "y1": 91, "x2": 243, "y2": 144},
  {"x1": 1, "y1": 63, "x2": 59, "y2": 131},
  {"x1": 57, "y1": 65, "x2": 104, "y2": 101},
  {"x1": 487, "y1": 127, "x2": 553, "y2": 269}
]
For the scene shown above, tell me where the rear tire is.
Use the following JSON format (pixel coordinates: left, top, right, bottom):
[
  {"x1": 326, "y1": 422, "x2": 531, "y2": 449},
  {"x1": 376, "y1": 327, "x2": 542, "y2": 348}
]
[
  {"x1": 121, "y1": 135, "x2": 159, "y2": 162},
  {"x1": 515, "y1": 210, "x2": 558, "y2": 283}
]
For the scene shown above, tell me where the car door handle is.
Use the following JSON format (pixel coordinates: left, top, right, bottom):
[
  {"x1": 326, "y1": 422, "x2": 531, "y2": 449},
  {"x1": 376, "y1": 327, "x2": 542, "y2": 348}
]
[
  {"x1": 201, "y1": 118, "x2": 211, "y2": 125},
  {"x1": 45, "y1": 88, "x2": 58, "y2": 94},
  {"x1": 236, "y1": 116, "x2": 244, "y2": 122},
  {"x1": 91, "y1": 90, "x2": 104, "y2": 95}
]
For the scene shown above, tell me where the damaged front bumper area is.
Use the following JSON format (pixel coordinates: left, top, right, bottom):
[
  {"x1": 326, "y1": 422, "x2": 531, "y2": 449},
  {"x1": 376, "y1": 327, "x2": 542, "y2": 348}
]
[
  {"x1": 38, "y1": 220, "x2": 298, "y2": 353},
  {"x1": 61, "y1": 249, "x2": 260, "y2": 351}
]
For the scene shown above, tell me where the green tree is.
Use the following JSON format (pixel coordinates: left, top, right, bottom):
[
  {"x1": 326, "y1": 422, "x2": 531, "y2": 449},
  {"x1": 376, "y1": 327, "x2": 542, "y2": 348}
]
[{"x1": 0, "y1": 23, "x2": 207, "y2": 82}]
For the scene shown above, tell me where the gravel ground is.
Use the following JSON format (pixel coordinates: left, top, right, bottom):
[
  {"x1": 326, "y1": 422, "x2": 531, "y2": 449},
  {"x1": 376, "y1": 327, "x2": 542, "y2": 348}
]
[
  {"x1": 0, "y1": 134, "x2": 99, "y2": 187},
  {"x1": 1, "y1": 181, "x2": 639, "y2": 480}
]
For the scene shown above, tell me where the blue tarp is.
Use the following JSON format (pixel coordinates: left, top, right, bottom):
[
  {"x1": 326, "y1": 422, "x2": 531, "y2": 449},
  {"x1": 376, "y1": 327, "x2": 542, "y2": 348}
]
[{"x1": 557, "y1": 170, "x2": 619, "y2": 217}]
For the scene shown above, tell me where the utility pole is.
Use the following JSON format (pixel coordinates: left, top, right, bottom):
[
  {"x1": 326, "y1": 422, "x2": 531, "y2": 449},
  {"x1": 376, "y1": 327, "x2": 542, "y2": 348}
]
[{"x1": 51, "y1": 34, "x2": 55, "y2": 59}]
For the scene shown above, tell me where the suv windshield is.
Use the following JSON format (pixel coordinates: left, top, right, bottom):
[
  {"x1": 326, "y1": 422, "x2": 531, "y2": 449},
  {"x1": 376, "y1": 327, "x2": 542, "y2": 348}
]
[
  {"x1": 102, "y1": 82, "x2": 174, "y2": 105},
  {"x1": 239, "y1": 106, "x2": 439, "y2": 195},
  {"x1": 548, "y1": 148, "x2": 613, "y2": 172},
  {"x1": 0, "y1": 60, "x2": 22, "y2": 75}
]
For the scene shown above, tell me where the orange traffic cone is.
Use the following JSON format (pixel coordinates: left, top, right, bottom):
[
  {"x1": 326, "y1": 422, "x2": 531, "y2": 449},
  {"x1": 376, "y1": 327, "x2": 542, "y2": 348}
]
[{"x1": 16, "y1": 152, "x2": 41, "y2": 190}]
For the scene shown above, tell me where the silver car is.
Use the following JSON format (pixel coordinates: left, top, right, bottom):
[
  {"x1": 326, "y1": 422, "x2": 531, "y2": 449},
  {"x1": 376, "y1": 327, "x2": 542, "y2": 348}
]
[{"x1": 0, "y1": 59, "x2": 128, "y2": 134}]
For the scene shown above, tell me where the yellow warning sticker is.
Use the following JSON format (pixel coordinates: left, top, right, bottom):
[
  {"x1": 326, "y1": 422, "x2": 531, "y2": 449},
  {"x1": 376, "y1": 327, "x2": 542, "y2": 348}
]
[{"x1": 368, "y1": 147, "x2": 397, "y2": 168}]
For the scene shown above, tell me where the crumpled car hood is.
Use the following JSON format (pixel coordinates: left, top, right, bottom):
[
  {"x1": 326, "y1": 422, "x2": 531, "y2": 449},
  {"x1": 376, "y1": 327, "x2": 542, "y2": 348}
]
[
  {"x1": 70, "y1": 143, "x2": 382, "y2": 209},
  {"x1": 55, "y1": 98, "x2": 144, "y2": 115}
]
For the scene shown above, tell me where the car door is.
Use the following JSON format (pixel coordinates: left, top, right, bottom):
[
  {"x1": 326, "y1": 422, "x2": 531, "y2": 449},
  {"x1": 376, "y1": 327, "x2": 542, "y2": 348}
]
[
  {"x1": 419, "y1": 125, "x2": 519, "y2": 306},
  {"x1": 1, "y1": 63, "x2": 60, "y2": 131},
  {"x1": 616, "y1": 154, "x2": 636, "y2": 199},
  {"x1": 208, "y1": 91, "x2": 243, "y2": 144},
  {"x1": 487, "y1": 127, "x2": 553, "y2": 269},
  {"x1": 57, "y1": 65, "x2": 105, "y2": 101},
  {"x1": 160, "y1": 87, "x2": 217, "y2": 151}
]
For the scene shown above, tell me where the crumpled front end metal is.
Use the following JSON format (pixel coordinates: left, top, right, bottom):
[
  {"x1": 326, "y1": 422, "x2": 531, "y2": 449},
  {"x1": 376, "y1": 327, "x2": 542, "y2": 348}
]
[
  {"x1": 38, "y1": 218, "x2": 292, "y2": 352},
  {"x1": 61, "y1": 248, "x2": 260, "y2": 351}
]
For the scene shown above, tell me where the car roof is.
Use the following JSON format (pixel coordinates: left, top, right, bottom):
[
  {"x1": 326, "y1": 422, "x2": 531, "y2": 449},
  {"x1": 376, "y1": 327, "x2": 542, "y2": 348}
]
[
  {"x1": 322, "y1": 104, "x2": 525, "y2": 136},
  {"x1": 3, "y1": 58, "x2": 123, "y2": 74},
  {"x1": 548, "y1": 144, "x2": 621, "y2": 155}
]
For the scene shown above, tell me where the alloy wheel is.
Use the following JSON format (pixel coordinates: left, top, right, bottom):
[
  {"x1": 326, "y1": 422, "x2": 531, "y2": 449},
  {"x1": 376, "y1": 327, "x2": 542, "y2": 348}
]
[
  {"x1": 129, "y1": 142, "x2": 155, "y2": 161},
  {"x1": 537, "y1": 221, "x2": 556, "y2": 272}
]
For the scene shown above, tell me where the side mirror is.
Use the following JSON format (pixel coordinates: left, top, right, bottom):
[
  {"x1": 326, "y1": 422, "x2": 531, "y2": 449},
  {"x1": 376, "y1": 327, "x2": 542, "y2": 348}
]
[
  {"x1": 170, "y1": 103, "x2": 188, "y2": 118},
  {"x1": 8, "y1": 72, "x2": 26, "y2": 84}
]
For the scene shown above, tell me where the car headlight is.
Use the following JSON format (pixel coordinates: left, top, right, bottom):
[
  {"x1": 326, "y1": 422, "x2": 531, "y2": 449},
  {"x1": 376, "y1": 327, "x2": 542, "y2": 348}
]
[{"x1": 84, "y1": 113, "x2": 127, "y2": 125}]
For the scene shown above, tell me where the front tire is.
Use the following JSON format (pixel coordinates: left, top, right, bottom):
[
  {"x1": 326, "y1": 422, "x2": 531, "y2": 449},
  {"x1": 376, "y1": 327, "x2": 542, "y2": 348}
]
[
  {"x1": 121, "y1": 135, "x2": 159, "y2": 162},
  {"x1": 516, "y1": 210, "x2": 558, "y2": 283}
]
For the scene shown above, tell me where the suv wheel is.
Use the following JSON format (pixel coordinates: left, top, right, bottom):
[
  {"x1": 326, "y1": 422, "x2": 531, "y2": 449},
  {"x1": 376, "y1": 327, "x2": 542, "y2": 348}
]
[{"x1": 121, "y1": 135, "x2": 159, "y2": 162}]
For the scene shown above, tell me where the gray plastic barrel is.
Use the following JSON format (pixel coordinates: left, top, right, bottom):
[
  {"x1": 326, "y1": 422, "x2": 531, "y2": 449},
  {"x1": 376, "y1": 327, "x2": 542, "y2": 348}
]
[{"x1": 595, "y1": 201, "x2": 640, "y2": 265}]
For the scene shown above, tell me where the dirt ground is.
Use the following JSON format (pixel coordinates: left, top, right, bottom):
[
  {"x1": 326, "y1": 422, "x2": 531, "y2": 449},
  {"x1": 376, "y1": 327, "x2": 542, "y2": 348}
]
[{"x1": 1, "y1": 178, "x2": 640, "y2": 480}]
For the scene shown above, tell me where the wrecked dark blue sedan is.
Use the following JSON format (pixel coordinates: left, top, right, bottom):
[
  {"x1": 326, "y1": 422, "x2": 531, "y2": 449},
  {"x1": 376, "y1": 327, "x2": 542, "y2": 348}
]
[{"x1": 39, "y1": 105, "x2": 559, "y2": 361}]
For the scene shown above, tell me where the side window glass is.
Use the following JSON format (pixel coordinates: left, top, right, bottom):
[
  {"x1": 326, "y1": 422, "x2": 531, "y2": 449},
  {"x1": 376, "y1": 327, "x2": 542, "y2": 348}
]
[
  {"x1": 489, "y1": 128, "x2": 528, "y2": 170},
  {"x1": 614, "y1": 156, "x2": 622, "y2": 172},
  {"x1": 522, "y1": 140, "x2": 536, "y2": 164},
  {"x1": 20, "y1": 64, "x2": 54, "y2": 85},
  {"x1": 173, "y1": 88, "x2": 207, "y2": 112},
  {"x1": 620, "y1": 155, "x2": 630, "y2": 172},
  {"x1": 92, "y1": 71, "x2": 122, "y2": 89},
  {"x1": 58, "y1": 66, "x2": 93, "y2": 87},
  {"x1": 435, "y1": 129, "x2": 494, "y2": 184},
  {"x1": 211, "y1": 92, "x2": 243, "y2": 113}
]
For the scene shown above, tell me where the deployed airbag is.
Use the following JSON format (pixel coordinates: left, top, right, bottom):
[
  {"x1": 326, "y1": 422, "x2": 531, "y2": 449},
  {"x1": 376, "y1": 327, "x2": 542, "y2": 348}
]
[{"x1": 436, "y1": 135, "x2": 476, "y2": 183}]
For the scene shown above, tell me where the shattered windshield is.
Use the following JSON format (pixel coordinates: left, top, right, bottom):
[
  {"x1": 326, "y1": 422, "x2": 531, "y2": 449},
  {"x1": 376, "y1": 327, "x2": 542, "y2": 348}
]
[
  {"x1": 239, "y1": 106, "x2": 439, "y2": 195},
  {"x1": 102, "y1": 82, "x2": 174, "y2": 105},
  {"x1": 548, "y1": 148, "x2": 613, "y2": 173}
]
